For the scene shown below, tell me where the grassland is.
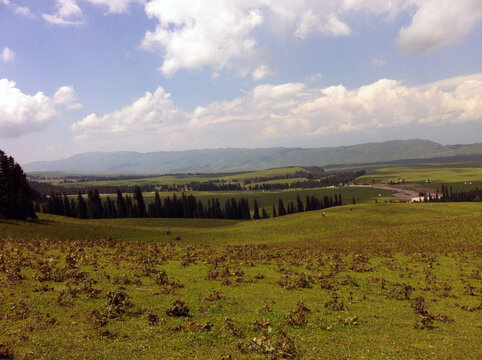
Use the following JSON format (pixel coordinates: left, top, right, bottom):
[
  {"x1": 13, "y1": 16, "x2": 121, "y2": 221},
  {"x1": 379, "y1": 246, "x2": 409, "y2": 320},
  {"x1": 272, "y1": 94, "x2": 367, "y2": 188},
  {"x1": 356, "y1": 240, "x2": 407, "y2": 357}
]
[
  {"x1": 137, "y1": 187, "x2": 393, "y2": 215},
  {"x1": 357, "y1": 161, "x2": 482, "y2": 191},
  {"x1": 1, "y1": 203, "x2": 481, "y2": 359},
  {"x1": 36, "y1": 167, "x2": 311, "y2": 188}
]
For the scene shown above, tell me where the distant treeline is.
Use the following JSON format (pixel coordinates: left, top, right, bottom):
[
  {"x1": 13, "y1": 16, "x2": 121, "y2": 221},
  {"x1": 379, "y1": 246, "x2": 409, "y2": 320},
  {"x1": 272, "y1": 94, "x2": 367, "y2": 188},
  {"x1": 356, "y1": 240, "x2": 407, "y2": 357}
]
[
  {"x1": 421, "y1": 184, "x2": 481, "y2": 202},
  {"x1": 243, "y1": 169, "x2": 326, "y2": 185},
  {"x1": 248, "y1": 170, "x2": 366, "y2": 190},
  {"x1": 29, "y1": 170, "x2": 362, "y2": 196},
  {"x1": 39, "y1": 186, "x2": 345, "y2": 220},
  {"x1": 29, "y1": 180, "x2": 242, "y2": 196}
]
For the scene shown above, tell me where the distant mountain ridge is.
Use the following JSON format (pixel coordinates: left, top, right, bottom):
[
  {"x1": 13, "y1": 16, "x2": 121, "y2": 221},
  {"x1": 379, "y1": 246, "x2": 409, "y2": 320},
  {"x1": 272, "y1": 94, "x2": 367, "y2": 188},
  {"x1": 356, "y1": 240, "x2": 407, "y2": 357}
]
[{"x1": 24, "y1": 140, "x2": 482, "y2": 174}]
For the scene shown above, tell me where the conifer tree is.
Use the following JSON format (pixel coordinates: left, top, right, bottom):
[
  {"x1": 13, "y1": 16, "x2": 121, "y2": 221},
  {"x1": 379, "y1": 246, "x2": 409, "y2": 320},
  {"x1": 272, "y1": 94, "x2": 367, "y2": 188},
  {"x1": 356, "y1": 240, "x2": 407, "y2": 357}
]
[
  {"x1": 272, "y1": 204, "x2": 277, "y2": 217},
  {"x1": 116, "y1": 189, "x2": 127, "y2": 218},
  {"x1": 133, "y1": 186, "x2": 147, "y2": 217},
  {"x1": 278, "y1": 198, "x2": 286, "y2": 216},
  {"x1": 0, "y1": 150, "x2": 36, "y2": 220},
  {"x1": 253, "y1": 199, "x2": 260, "y2": 220},
  {"x1": 262, "y1": 208, "x2": 269, "y2": 219},
  {"x1": 77, "y1": 191, "x2": 88, "y2": 219},
  {"x1": 297, "y1": 195, "x2": 304, "y2": 212}
]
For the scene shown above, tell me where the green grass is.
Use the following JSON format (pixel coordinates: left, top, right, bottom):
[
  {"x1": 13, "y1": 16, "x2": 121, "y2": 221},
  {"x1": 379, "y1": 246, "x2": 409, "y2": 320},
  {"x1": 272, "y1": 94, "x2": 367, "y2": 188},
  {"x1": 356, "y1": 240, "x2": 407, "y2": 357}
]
[
  {"x1": 138, "y1": 187, "x2": 393, "y2": 215},
  {"x1": 53, "y1": 167, "x2": 311, "y2": 188},
  {"x1": 2, "y1": 203, "x2": 481, "y2": 252},
  {"x1": 1, "y1": 203, "x2": 481, "y2": 359},
  {"x1": 357, "y1": 161, "x2": 482, "y2": 191}
]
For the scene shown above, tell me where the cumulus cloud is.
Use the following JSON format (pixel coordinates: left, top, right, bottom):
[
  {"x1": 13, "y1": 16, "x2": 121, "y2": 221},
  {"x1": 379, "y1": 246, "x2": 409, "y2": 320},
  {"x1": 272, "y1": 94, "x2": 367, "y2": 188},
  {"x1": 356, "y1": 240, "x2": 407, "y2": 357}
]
[
  {"x1": 1, "y1": 47, "x2": 15, "y2": 63},
  {"x1": 141, "y1": 0, "x2": 264, "y2": 77},
  {"x1": 0, "y1": 79, "x2": 81, "y2": 138},
  {"x1": 71, "y1": 87, "x2": 186, "y2": 141},
  {"x1": 42, "y1": 0, "x2": 83, "y2": 26},
  {"x1": 71, "y1": 74, "x2": 482, "y2": 148},
  {"x1": 35, "y1": 0, "x2": 482, "y2": 73},
  {"x1": 398, "y1": 0, "x2": 482, "y2": 56},
  {"x1": 252, "y1": 65, "x2": 274, "y2": 81},
  {"x1": 53, "y1": 86, "x2": 83, "y2": 109},
  {"x1": 139, "y1": 1, "x2": 357, "y2": 77},
  {"x1": 42, "y1": 0, "x2": 141, "y2": 25},
  {"x1": 1, "y1": 0, "x2": 35, "y2": 18}
]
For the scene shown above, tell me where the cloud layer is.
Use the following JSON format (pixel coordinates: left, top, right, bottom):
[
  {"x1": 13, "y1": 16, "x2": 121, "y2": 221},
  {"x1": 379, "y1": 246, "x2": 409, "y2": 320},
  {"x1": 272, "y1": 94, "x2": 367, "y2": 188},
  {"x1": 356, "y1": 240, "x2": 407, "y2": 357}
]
[
  {"x1": 71, "y1": 73, "x2": 482, "y2": 149},
  {"x1": 0, "y1": 79, "x2": 81, "y2": 138},
  {"x1": 33, "y1": 0, "x2": 482, "y2": 75}
]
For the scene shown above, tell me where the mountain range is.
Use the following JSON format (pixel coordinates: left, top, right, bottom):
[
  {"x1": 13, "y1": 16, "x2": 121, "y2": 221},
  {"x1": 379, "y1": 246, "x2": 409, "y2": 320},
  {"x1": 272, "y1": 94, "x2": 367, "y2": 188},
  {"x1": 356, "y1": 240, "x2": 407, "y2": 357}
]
[{"x1": 24, "y1": 140, "x2": 482, "y2": 174}]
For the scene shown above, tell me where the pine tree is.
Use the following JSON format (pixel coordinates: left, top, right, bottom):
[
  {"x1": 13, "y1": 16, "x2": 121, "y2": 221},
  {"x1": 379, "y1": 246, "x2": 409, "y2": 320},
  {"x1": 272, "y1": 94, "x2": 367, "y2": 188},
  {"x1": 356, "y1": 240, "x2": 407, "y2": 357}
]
[
  {"x1": 116, "y1": 190, "x2": 127, "y2": 218},
  {"x1": 278, "y1": 198, "x2": 286, "y2": 216},
  {"x1": 77, "y1": 191, "x2": 88, "y2": 219},
  {"x1": 262, "y1": 208, "x2": 269, "y2": 219},
  {"x1": 272, "y1": 204, "x2": 277, "y2": 217},
  {"x1": 125, "y1": 195, "x2": 134, "y2": 217},
  {"x1": 297, "y1": 195, "x2": 304, "y2": 212},
  {"x1": 253, "y1": 199, "x2": 260, "y2": 220},
  {"x1": 133, "y1": 186, "x2": 147, "y2": 217},
  {"x1": 0, "y1": 150, "x2": 36, "y2": 220},
  {"x1": 63, "y1": 194, "x2": 72, "y2": 217}
]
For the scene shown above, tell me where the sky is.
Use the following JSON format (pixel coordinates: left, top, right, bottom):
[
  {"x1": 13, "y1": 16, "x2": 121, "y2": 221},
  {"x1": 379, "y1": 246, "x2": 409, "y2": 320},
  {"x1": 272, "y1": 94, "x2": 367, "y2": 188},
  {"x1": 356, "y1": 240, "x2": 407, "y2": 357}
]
[{"x1": 1, "y1": 0, "x2": 481, "y2": 165}]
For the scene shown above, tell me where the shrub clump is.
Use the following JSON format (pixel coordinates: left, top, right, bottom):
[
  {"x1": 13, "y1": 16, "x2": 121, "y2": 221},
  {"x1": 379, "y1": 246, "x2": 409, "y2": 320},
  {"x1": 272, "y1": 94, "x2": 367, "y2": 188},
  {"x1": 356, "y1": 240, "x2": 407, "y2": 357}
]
[
  {"x1": 165, "y1": 300, "x2": 190, "y2": 317},
  {"x1": 105, "y1": 289, "x2": 133, "y2": 318}
]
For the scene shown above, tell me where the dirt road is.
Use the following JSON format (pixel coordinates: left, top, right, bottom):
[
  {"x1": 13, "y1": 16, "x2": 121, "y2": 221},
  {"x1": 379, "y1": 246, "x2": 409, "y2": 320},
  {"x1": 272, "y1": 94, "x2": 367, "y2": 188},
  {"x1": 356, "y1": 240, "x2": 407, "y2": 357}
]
[{"x1": 351, "y1": 185, "x2": 435, "y2": 202}]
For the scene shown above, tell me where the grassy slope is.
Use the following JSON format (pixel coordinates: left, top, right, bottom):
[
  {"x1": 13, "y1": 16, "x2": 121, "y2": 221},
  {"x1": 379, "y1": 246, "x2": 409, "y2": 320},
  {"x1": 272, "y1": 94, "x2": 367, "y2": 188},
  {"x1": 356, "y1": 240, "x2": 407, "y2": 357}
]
[
  {"x1": 357, "y1": 161, "x2": 482, "y2": 190},
  {"x1": 3, "y1": 203, "x2": 481, "y2": 252},
  {"x1": 0, "y1": 203, "x2": 481, "y2": 359}
]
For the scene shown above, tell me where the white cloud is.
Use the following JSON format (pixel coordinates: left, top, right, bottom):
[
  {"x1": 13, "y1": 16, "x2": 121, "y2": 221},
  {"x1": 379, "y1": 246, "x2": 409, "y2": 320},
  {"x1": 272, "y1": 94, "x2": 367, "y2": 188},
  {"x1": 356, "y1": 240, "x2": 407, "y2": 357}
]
[
  {"x1": 81, "y1": 0, "x2": 143, "y2": 14},
  {"x1": 398, "y1": 0, "x2": 482, "y2": 56},
  {"x1": 1, "y1": 0, "x2": 35, "y2": 18},
  {"x1": 53, "y1": 86, "x2": 83, "y2": 109},
  {"x1": 42, "y1": 0, "x2": 83, "y2": 26},
  {"x1": 0, "y1": 79, "x2": 81, "y2": 138},
  {"x1": 71, "y1": 74, "x2": 482, "y2": 148},
  {"x1": 71, "y1": 87, "x2": 186, "y2": 140},
  {"x1": 252, "y1": 65, "x2": 273, "y2": 81},
  {"x1": 1, "y1": 47, "x2": 15, "y2": 63},
  {"x1": 370, "y1": 58, "x2": 386, "y2": 67},
  {"x1": 41, "y1": 0, "x2": 141, "y2": 25},
  {"x1": 141, "y1": 0, "x2": 264, "y2": 77}
]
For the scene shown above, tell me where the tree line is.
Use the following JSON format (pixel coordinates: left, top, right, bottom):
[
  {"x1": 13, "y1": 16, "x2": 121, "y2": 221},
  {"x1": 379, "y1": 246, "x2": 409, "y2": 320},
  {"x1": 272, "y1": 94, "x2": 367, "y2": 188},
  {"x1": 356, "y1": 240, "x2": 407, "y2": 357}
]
[
  {"x1": 29, "y1": 180, "x2": 242, "y2": 196},
  {"x1": 247, "y1": 170, "x2": 366, "y2": 190},
  {"x1": 40, "y1": 186, "x2": 345, "y2": 220},
  {"x1": 421, "y1": 184, "x2": 481, "y2": 202}
]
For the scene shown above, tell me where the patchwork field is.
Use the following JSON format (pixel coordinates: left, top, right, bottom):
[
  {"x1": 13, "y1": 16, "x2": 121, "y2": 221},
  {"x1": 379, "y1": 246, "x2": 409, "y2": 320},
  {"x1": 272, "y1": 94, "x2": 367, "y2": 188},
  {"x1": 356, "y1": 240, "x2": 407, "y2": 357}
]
[
  {"x1": 1, "y1": 203, "x2": 481, "y2": 359},
  {"x1": 357, "y1": 161, "x2": 482, "y2": 192}
]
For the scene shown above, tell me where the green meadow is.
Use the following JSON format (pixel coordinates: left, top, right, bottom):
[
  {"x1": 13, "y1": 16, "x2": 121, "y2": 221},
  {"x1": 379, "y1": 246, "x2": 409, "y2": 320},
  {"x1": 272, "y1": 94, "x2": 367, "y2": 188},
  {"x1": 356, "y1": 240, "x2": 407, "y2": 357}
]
[
  {"x1": 4, "y1": 161, "x2": 482, "y2": 360},
  {"x1": 1, "y1": 202, "x2": 481, "y2": 359},
  {"x1": 357, "y1": 161, "x2": 482, "y2": 191}
]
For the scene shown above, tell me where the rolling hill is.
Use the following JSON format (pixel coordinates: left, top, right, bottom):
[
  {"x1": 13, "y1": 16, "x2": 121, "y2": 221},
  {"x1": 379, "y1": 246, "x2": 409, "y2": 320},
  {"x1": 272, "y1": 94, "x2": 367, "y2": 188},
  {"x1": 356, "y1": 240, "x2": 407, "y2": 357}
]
[{"x1": 24, "y1": 139, "x2": 482, "y2": 174}]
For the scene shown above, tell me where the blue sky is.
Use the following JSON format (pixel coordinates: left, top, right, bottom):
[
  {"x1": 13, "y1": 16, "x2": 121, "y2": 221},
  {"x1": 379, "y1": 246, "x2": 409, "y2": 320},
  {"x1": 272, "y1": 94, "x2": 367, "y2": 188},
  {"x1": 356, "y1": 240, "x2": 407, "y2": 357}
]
[{"x1": 1, "y1": 0, "x2": 481, "y2": 164}]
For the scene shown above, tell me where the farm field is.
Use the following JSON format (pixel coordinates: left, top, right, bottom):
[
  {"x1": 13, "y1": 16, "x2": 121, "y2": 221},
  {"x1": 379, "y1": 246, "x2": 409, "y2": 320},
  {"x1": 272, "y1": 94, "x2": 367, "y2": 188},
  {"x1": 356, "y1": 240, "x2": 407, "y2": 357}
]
[
  {"x1": 30, "y1": 167, "x2": 312, "y2": 188},
  {"x1": 356, "y1": 160, "x2": 482, "y2": 192},
  {"x1": 1, "y1": 203, "x2": 481, "y2": 359}
]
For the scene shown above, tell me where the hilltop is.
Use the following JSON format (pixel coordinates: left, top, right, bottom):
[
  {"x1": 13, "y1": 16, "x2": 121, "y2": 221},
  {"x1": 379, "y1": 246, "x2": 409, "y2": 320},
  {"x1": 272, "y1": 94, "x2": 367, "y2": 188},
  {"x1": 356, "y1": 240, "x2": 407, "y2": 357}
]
[{"x1": 24, "y1": 139, "x2": 482, "y2": 174}]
